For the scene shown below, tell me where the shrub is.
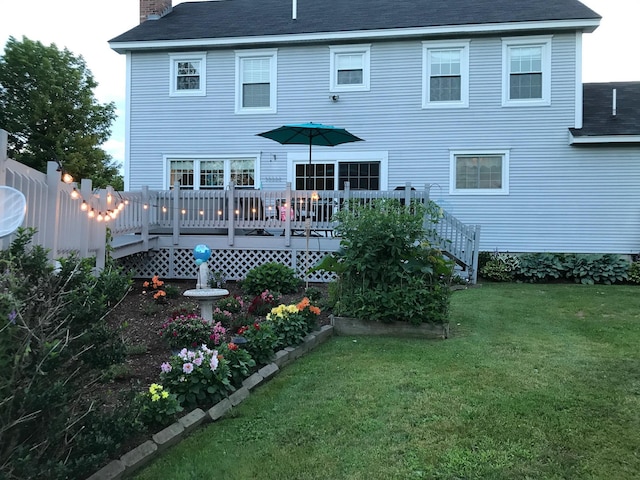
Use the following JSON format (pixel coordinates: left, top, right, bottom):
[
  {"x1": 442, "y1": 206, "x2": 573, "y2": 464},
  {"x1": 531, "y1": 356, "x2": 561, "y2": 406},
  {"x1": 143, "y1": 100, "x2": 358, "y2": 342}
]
[
  {"x1": 517, "y1": 252, "x2": 566, "y2": 282},
  {"x1": 242, "y1": 262, "x2": 301, "y2": 296},
  {"x1": 158, "y1": 312, "x2": 226, "y2": 349},
  {"x1": 237, "y1": 321, "x2": 277, "y2": 366},
  {"x1": 480, "y1": 252, "x2": 520, "y2": 282},
  {"x1": 217, "y1": 295, "x2": 244, "y2": 314},
  {"x1": 564, "y1": 254, "x2": 629, "y2": 285},
  {"x1": 83, "y1": 322, "x2": 128, "y2": 369},
  {"x1": 159, "y1": 346, "x2": 234, "y2": 409},
  {"x1": 321, "y1": 199, "x2": 453, "y2": 324},
  {"x1": 208, "y1": 270, "x2": 228, "y2": 288},
  {"x1": 628, "y1": 262, "x2": 640, "y2": 284}
]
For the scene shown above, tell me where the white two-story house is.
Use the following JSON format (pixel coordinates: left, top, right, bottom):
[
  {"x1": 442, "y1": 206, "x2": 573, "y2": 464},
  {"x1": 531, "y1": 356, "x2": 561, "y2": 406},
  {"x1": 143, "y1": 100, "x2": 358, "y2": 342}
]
[{"x1": 109, "y1": 0, "x2": 640, "y2": 256}]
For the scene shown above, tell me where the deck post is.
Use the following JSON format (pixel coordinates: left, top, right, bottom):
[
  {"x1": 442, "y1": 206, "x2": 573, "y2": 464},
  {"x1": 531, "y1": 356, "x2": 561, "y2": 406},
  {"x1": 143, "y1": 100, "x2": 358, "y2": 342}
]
[
  {"x1": 45, "y1": 161, "x2": 62, "y2": 260},
  {"x1": 141, "y1": 186, "x2": 150, "y2": 251},
  {"x1": 0, "y1": 129, "x2": 7, "y2": 186},
  {"x1": 284, "y1": 183, "x2": 292, "y2": 247},
  {"x1": 79, "y1": 178, "x2": 92, "y2": 258},
  {"x1": 228, "y1": 183, "x2": 235, "y2": 246},
  {"x1": 94, "y1": 188, "x2": 107, "y2": 272},
  {"x1": 172, "y1": 181, "x2": 180, "y2": 245}
]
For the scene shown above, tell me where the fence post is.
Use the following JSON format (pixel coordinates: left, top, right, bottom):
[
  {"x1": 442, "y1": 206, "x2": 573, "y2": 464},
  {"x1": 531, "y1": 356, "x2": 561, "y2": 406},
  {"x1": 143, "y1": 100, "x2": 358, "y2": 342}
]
[
  {"x1": 172, "y1": 181, "x2": 180, "y2": 245},
  {"x1": 93, "y1": 189, "x2": 107, "y2": 272},
  {"x1": 141, "y1": 185, "x2": 150, "y2": 251},
  {"x1": 227, "y1": 182, "x2": 235, "y2": 246},
  {"x1": 79, "y1": 178, "x2": 92, "y2": 258},
  {"x1": 0, "y1": 129, "x2": 7, "y2": 185},
  {"x1": 45, "y1": 161, "x2": 62, "y2": 261}
]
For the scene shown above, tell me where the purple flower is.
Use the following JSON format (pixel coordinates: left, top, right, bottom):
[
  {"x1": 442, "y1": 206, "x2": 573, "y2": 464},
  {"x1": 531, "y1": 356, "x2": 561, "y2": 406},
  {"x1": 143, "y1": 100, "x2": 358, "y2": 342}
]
[
  {"x1": 160, "y1": 362, "x2": 172, "y2": 373},
  {"x1": 183, "y1": 362, "x2": 194, "y2": 374},
  {"x1": 209, "y1": 355, "x2": 219, "y2": 372},
  {"x1": 8, "y1": 310, "x2": 17, "y2": 325}
]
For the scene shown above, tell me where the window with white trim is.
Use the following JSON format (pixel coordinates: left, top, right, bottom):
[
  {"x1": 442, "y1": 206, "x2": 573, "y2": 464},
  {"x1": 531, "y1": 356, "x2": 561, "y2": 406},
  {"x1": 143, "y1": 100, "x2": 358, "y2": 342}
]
[
  {"x1": 422, "y1": 41, "x2": 469, "y2": 108},
  {"x1": 450, "y1": 151, "x2": 509, "y2": 195},
  {"x1": 502, "y1": 36, "x2": 552, "y2": 106},
  {"x1": 167, "y1": 157, "x2": 257, "y2": 190},
  {"x1": 330, "y1": 45, "x2": 371, "y2": 92},
  {"x1": 235, "y1": 49, "x2": 277, "y2": 113},
  {"x1": 169, "y1": 53, "x2": 206, "y2": 96}
]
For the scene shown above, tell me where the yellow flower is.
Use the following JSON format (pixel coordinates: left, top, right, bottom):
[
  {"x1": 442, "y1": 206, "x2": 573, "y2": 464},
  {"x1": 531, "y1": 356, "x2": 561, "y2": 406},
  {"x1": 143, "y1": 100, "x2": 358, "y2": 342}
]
[
  {"x1": 149, "y1": 383, "x2": 162, "y2": 394},
  {"x1": 161, "y1": 391, "x2": 169, "y2": 399},
  {"x1": 151, "y1": 394, "x2": 160, "y2": 402}
]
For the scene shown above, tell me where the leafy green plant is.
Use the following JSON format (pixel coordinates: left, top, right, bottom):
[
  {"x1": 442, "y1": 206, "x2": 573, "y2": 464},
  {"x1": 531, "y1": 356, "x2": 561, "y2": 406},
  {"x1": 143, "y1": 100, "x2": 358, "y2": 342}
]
[
  {"x1": 321, "y1": 199, "x2": 452, "y2": 323},
  {"x1": 248, "y1": 290, "x2": 282, "y2": 317},
  {"x1": 159, "y1": 346, "x2": 234, "y2": 409},
  {"x1": 164, "y1": 284, "x2": 181, "y2": 298},
  {"x1": 516, "y1": 252, "x2": 566, "y2": 282},
  {"x1": 266, "y1": 302, "x2": 313, "y2": 349},
  {"x1": 564, "y1": 254, "x2": 629, "y2": 285},
  {"x1": 158, "y1": 313, "x2": 226, "y2": 349},
  {"x1": 480, "y1": 252, "x2": 520, "y2": 282},
  {"x1": 236, "y1": 321, "x2": 277, "y2": 366},
  {"x1": 208, "y1": 270, "x2": 228, "y2": 288},
  {"x1": 304, "y1": 286, "x2": 323, "y2": 302},
  {"x1": 218, "y1": 342, "x2": 256, "y2": 387},
  {"x1": 628, "y1": 261, "x2": 640, "y2": 284},
  {"x1": 135, "y1": 383, "x2": 183, "y2": 429},
  {"x1": 83, "y1": 322, "x2": 128, "y2": 369},
  {"x1": 217, "y1": 295, "x2": 244, "y2": 314},
  {"x1": 242, "y1": 262, "x2": 301, "y2": 296}
]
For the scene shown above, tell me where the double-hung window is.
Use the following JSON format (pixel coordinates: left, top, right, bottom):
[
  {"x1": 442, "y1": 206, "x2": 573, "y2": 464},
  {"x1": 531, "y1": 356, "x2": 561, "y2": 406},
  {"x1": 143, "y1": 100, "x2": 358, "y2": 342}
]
[
  {"x1": 235, "y1": 49, "x2": 277, "y2": 114},
  {"x1": 450, "y1": 150, "x2": 509, "y2": 195},
  {"x1": 330, "y1": 45, "x2": 371, "y2": 92},
  {"x1": 167, "y1": 157, "x2": 257, "y2": 190},
  {"x1": 169, "y1": 53, "x2": 206, "y2": 96},
  {"x1": 502, "y1": 36, "x2": 552, "y2": 106},
  {"x1": 422, "y1": 41, "x2": 469, "y2": 108}
]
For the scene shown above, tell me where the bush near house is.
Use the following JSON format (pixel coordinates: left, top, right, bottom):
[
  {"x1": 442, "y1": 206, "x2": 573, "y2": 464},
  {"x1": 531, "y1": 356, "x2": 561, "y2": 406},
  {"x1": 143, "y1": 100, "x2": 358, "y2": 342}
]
[
  {"x1": 318, "y1": 198, "x2": 454, "y2": 324},
  {"x1": 479, "y1": 250, "x2": 631, "y2": 285}
]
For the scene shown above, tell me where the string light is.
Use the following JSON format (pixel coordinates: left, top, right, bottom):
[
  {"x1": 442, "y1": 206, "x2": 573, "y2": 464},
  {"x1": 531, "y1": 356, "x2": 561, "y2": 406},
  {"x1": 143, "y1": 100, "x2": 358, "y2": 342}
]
[
  {"x1": 70, "y1": 188, "x2": 80, "y2": 200},
  {"x1": 81, "y1": 201, "x2": 88, "y2": 211},
  {"x1": 88, "y1": 209, "x2": 95, "y2": 218},
  {"x1": 62, "y1": 173, "x2": 74, "y2": 184},
  {"x1": 96, "y1": 213, "x2": 104, "y2": 222}
]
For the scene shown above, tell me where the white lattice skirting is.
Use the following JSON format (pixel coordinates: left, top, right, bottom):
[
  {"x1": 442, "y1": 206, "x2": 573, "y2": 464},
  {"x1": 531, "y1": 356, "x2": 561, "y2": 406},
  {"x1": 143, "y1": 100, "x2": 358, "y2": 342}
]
[{"x1": 118, "y1": 247, "x2": 336, "y2": 283}]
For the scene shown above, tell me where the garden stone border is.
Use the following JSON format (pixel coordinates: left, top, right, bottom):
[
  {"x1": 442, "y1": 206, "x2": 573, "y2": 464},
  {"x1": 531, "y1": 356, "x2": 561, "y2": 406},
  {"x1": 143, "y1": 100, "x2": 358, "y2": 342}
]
[{"x1": 86, "y1": 324, "x2": 334, "y2": 480}]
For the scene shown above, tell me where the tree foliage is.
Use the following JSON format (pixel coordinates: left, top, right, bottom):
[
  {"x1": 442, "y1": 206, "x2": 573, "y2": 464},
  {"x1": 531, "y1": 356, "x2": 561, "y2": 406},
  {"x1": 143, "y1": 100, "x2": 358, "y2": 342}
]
[{"x1": 0, "y1": 36, "x2": 122, "y2": 188}]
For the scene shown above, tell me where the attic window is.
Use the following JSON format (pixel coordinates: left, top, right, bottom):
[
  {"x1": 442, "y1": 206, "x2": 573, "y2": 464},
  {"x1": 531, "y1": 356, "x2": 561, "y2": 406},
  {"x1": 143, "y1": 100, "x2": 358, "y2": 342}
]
[{"x1": 169, "y1": 53, "x2": 206, "y2": 97}]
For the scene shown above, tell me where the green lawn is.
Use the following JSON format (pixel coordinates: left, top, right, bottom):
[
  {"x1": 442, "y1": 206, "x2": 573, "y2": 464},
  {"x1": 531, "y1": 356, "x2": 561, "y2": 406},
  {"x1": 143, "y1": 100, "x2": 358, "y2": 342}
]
[{"x1": 135, "y1": 284, "x2": 640, "y2": 480}]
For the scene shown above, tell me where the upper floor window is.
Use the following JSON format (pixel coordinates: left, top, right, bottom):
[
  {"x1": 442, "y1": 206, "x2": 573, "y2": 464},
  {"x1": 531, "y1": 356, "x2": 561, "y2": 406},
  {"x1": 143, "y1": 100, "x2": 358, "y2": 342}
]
[
  {"x1": 235, "y1": 49, "x2": 277, "y2": 114},
  {"x1": 422, "y1": 41, "x2": 469, "y2": 108},
  {"x1": 169, "y1": 53, "x2": 206, "y2": 96},
  {"x1": 502, "y1": 36, "x2": 552, "y2": 106},
  {"x1": 449, "y1": 150, "x2": 509, "y2": 195},
  {"x1": 167, "y1": 157, "x2": 257, "y2": 190},
  {"x1": 330, "y1": 45, "x2": 371, "y2": 92}
]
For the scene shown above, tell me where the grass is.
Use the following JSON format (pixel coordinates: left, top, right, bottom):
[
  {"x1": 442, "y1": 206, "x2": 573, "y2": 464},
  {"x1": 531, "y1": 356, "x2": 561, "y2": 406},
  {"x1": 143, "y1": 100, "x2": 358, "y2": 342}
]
[{"x1": 134, "y1": 284, "x2": 640, "y2": 479}]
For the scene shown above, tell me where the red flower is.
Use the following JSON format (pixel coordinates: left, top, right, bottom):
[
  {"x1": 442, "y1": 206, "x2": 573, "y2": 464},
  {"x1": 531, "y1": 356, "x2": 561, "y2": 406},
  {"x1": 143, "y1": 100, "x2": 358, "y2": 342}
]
[
  {"x1": 228, "y1": 343, "x2": 238, "y2": 351},
  {"x1": 172, "y1": 331, "x2": 178, "y2": 337},
  {"x1": 253, "y1": 322, "x2": 261, "y2": 330}
]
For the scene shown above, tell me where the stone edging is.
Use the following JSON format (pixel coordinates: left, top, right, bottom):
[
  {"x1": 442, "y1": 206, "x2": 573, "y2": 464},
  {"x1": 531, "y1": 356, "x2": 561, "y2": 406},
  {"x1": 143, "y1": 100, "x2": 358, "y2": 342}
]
[{"x1": 86, "y1": 325, "x2": 335, "y2": 480}]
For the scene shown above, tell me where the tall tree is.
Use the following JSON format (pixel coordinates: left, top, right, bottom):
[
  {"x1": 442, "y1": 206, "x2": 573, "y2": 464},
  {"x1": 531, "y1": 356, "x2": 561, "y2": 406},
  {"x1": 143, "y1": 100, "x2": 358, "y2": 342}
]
[{"x1": 0, "y1": 36, "x2": 122, "y2": 189}]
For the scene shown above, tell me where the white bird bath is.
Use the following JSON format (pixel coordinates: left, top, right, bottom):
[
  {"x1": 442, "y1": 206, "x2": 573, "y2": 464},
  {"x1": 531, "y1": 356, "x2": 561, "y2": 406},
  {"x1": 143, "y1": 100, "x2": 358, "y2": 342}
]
[{"x1": 183, "y1": 262, "x2": 228, "y2": 323}]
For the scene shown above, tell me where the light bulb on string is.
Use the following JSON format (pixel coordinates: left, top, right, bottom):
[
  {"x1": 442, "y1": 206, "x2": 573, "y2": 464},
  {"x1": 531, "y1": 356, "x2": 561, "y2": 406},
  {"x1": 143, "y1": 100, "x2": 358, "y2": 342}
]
[
  {"x1": 107, "y1": 193, "x2": 112, "y2": 204},
  {"x1": 117, "y1": 203, "x2": 125, "y2": 211},
  {"x1": 96, "y1": 213, "x2": 104, "y2": 222},
  {"x1": 80, "y1": 201, "x2": 88, "y2": 211},
  {"x1": 70, "y1": 188, "x2": 80, "y2": 200},
  {"x1": 62, "y1": 172, "x2": 74, "y2": 184},
  {"x1": 88, "y1": 208, "x2": 95, "y2": 218}
]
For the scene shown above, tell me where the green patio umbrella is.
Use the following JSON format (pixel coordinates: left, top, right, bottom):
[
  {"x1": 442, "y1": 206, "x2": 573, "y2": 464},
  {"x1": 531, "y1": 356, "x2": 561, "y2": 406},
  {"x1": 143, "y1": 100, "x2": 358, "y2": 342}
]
[{"x1": 257, "y1": 121, "x2": 364, "y2": 174}]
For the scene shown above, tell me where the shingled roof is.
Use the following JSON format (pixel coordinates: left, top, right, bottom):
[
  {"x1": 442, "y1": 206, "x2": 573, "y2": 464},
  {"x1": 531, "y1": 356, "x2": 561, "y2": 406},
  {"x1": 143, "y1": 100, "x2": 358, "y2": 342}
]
[
  {"x1": 570, "y1": 83, "x2": 640, "y2": 143},
  {"x1": 110, "y1": 0, "x2": 600, "y2": 47}
]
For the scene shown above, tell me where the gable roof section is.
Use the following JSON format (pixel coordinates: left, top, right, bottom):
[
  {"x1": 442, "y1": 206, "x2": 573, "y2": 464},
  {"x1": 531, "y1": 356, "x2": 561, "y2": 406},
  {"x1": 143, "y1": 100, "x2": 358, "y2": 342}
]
[
  {"x1": 110, "y1": 0, "x2": 600, "y2": 52},
  {"x1": 570, "y1": 82, "x2": 640, "y2": 144}
]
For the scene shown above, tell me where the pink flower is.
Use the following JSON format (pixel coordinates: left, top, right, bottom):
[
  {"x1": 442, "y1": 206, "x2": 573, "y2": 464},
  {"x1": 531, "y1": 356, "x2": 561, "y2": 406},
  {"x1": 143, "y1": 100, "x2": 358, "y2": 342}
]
[
  {"x1": 183, "y1": 362, "x2": 194, "y2": 374},
  {"x1": 209, "y1": 355, "x2": 219, "y2": 371},
  {"x1": 161, "y1": 362, "x2": 172, "y2": 373},
  {"x1": 193, "y1": 356, "x2": 203, "y2": 367}
]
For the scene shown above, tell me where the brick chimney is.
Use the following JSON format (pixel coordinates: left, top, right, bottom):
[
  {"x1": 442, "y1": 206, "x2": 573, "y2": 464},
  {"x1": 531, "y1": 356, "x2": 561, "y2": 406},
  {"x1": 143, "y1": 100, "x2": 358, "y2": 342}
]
[{"x1": 140, "y1": 0, "x2": 172, "y2": 23}]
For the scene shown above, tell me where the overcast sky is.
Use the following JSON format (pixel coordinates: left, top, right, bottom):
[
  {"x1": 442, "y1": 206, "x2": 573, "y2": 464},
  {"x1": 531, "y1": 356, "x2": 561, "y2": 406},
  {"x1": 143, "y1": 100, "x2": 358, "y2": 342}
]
[{"x1": 1, "y1": 0, "x2": 639, "y2": 170}]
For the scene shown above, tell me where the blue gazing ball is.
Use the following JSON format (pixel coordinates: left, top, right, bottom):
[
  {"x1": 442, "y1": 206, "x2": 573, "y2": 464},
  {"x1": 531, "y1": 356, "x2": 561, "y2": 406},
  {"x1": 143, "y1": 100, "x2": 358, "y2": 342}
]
[{"x1": 193, "y1": 244, "x2": 211, "y2": 263}]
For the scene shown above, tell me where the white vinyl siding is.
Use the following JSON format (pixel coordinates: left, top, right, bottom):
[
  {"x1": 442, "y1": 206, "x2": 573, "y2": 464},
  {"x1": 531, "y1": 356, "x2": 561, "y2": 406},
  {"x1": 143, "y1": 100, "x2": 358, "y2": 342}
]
[
  {"x1": 330, "y1": 45, "x2": 371, "y2": 92},
  {"x1": 235, "y1": 49, "x2": 277, "y2": 114},
  {"x1": 169, "y1": 52, "x2": 206, "y2": 96},
  {"x1": 422, "y1": 40, "x2": 469, "y2": 108},
  {"x1": 502, "y1": 36, "x2": 552, "y2": 106}
]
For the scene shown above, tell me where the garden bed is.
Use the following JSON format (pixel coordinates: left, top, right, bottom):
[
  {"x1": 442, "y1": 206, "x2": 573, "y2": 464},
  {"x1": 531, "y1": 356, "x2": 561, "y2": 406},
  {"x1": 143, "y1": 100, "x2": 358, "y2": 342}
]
[{"x1": 330, "y1": 315, "x2": 449, "y2": 339}]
